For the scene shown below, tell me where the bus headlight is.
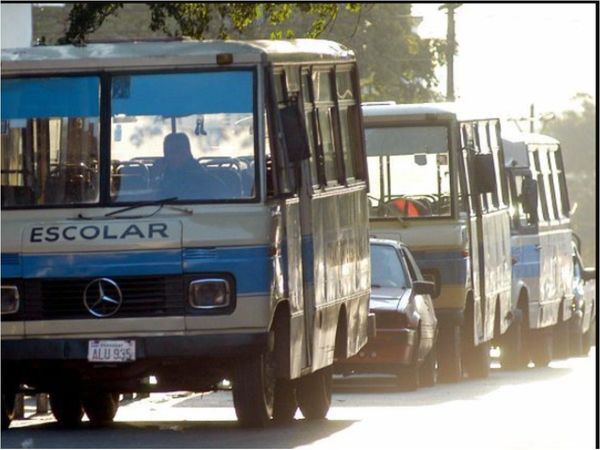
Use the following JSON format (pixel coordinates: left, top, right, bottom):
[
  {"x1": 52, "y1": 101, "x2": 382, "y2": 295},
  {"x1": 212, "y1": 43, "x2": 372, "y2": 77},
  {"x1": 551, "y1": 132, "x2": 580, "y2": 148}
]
[
  {"x1": 188, "y1": 279, "x2": 231, "y2": 309},
  {"x1": 1, "y1": 286, "x2": 20, "y2": 315}
]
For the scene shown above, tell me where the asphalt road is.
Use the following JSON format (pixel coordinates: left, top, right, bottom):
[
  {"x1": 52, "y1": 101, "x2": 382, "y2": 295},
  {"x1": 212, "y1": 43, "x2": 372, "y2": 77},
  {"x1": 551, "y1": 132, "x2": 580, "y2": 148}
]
[{"x1": 2, "y1": 352, "x2": 596, "y2": 449}]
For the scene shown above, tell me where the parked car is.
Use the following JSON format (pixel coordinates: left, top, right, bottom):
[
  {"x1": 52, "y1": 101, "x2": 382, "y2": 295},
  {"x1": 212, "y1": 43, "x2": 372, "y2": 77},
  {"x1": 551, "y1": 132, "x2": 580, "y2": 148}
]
[
  {"x1": 336, "y1": 238, "x2": 438, "y2": 390},
  {"x1": 569, "y1": 236, "x2": 596, "y2": 356}
]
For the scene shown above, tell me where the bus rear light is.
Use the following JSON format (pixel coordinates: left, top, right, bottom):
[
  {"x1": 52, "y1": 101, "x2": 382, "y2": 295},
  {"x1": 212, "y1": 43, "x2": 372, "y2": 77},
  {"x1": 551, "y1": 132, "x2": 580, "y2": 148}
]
[
  {"x1": 1, "y1": 286, "x2": 20, "y2": 315},
  {"x1": 188, "y1": 279, "x2": 231, "y2": 309}
]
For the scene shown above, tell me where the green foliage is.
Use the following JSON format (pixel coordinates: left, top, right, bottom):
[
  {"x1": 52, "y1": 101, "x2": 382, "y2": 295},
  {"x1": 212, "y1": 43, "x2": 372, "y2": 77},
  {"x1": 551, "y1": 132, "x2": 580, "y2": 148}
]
[
  {"x1": 54, "y1": 3, "x2": 445, "y2": 103},
  {"x1": 542, "y1": 94, "x2": 597, "y2": 263}
]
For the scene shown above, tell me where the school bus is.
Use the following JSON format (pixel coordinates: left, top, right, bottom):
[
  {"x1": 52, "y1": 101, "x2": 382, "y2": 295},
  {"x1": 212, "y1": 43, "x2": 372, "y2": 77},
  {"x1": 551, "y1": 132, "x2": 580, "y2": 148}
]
[{"x1": 1, "y1": 39, "x2": 371, "y2": 428}]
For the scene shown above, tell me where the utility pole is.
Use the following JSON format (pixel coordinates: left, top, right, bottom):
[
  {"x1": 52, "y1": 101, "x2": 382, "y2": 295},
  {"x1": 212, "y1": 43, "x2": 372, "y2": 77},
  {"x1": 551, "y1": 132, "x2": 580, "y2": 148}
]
[
  {"x1": 529, "y1": 103, "x2": 535, "y2": 133},
  {"x1": 440, "y1": 3, "x2": 461, "y2": 101}
]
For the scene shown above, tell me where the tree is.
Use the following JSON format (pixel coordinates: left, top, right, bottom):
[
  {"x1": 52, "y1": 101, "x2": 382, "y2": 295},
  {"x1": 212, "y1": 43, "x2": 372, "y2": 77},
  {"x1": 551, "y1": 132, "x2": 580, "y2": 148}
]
[
  {"x1": 52, "y1": 3, "x2": 445, "y2": 103},
  {"x1": 542, "y1": 93, "x2": 597, "y2": 263}
]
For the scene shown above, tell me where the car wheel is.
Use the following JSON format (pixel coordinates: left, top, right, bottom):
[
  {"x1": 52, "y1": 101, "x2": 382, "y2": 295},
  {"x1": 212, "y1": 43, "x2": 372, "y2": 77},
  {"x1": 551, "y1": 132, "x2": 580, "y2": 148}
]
[
  {"x1": 552, "y1": 318, "x2": 570, "y2": 360},
  {"x1": 49, "y1": 391, "x2": 84, "y2": 427},
  {"x1": 82, "y1": 392, "x2": 119, "y2": 426},
  {"x1": 296, "y1": 366, "x2": 332, "y2": 420},
  {"x1": 418, "y1": 344, "x2": 437, "y2": 388},
  {"x1": 1, "y1": 391, "x2": 16, "y2": 430},
  {"x1": 272, "y1": 378, "x2": 297, "y2": 423},
  {"x1": 395, "y1": 364, "x2": 419, "y2": 391},
  {"x1": 530, "y1": 328, "x2": 553, "y2": 367},
  {"x1": 500, "y1": 312, "x2": 529, "y2": 370},
  {"x1": 437, "y1": 325, "x2": 462, "y2": 383},
  {"x1": 232, "y1": 350, "x2": 276, "y2": 427}
]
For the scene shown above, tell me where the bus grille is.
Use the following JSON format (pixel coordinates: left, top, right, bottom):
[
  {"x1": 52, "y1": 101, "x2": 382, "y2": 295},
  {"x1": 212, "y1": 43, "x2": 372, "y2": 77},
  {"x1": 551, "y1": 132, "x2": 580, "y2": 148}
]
[{"x1": 24, "y1": 276, "x2": 184, "y2": 320}]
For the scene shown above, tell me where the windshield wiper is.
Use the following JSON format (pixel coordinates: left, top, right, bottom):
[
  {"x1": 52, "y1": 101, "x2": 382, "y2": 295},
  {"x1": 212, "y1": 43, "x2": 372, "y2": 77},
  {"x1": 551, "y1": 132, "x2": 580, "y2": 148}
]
[{"x1": 75, "y1": 197, "x2": 192, "y2": 220}]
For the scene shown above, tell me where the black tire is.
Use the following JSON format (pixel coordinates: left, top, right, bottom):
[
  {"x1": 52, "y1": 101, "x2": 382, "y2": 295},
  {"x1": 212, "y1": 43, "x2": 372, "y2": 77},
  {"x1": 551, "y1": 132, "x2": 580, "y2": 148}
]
[
  {"x1": 272, "y1": 378, "x2": 297, "y2": 423},
  {"x1": 582, "y1": 320, "x2": 594, "y2": 355},
  {"x1": 232, "y1": 352, "x2": 275, "y2": 427},
  {"x1": 569, "y1": 315, "x2": 584, "y2": 357},
  {"x1": 296, "y1": 366, "x2": 332, "y2": 420},
  {"x1": 500, "y1": 312, "x2": 529, "y2": 370},
  {"x1": 552, "y1": 318, "x2": 570, "y2": 360},
  {"x1": 437, "y1": 325, "x2": 462, "y2": 383},
  {"x1": 463, "y1": 340, "x2": 490, "y2": 379},
  {"x1": 530, "y1": 328, "x2": 553, "y2": 367},
  {"x1": 396, "y1": 365, "x2": 419, "y2": 391},
  {"x1": 1, "y1": 392, "x2": 16, "y2": 430},
  {"x1": 82, "y1": 392, "x2": 119, "y2": 426},
  {"x1": 418, "y1": 344, "x2": 437, "y2": 388},
  {"x1": 50, "y1": 391, "x2": 84, "y2": 427}
]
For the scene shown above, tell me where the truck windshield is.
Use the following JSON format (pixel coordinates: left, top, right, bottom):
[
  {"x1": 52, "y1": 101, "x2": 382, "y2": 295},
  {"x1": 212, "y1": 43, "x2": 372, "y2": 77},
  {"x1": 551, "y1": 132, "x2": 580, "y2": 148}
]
[
  {"x1": 1, "y1": 70, "x2": 256, "y2": 208},
  {"x1": 365, "y1": 125, "x2": 452, "y2": 218}
]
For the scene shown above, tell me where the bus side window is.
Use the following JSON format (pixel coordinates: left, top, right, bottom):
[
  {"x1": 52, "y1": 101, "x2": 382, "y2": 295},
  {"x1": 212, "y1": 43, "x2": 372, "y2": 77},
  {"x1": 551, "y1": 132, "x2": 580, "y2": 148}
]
[
  {"x1": 301, "y1": 68, "x2": 321, "y2": 188},
  {"x1": 313, "y1": 69, "x2": 339, "y2": 186},
  {"x1": 530, "y1": 149, "x2": 549, "y2": 225}
]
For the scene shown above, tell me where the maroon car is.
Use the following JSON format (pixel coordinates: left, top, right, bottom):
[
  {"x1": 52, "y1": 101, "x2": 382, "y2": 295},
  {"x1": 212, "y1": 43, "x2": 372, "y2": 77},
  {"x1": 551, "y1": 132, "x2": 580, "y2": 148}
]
[{"x1": 337, "y1": 238, "x2": 438, "y2": 390}]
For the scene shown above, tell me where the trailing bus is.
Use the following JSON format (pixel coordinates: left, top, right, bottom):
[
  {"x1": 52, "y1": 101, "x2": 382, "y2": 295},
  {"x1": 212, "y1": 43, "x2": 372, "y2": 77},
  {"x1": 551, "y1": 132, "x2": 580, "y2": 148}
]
[
  {"x1": 0, "y1": 39, "x2": 371, "y2": 428},
  {"x1": 500, "y1": 132, "x2": 575, "y2": 367},
  {"x1": 363, "y1": 102, "x2": 512, "y2": 382}
]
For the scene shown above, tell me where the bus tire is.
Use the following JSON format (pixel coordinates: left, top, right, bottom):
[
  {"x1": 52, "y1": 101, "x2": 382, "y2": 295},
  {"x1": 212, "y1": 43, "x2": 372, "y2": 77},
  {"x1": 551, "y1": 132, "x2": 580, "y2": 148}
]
[
  {"x1": 49, "y1": 391, "x2": 84, "y2": 427},
  {"x1": 396, "y1": 365, "x2": 419, "y2": 391},
  {"x1": 569, "y1": 315, "x2": 584, "y2": 357},
  {"x1": 232, "y1": 351, "x2": 276, "y2": 427},
  {"x1": 272, "y1": 378, "x2": 297, "y2": 423},
  {"x1": 500, "y1": 312, "x2": 528, "y2": 370},
  {"x1": 1, "y1": 391, "x2": 16, "y2": 430},
  {"x1": 552, "y1": 318, "x2": 570, "y2": 360},
  {"x1": 418, "y1": 344, "x2": 437, "y2": 388},
  {"x1": 82, "y1": 392, "x2": 119, "y2": 426},
  {"x1": 297, "y1": 366, "x2": 332, "y2": 420},
  {"x1": 530, "y1": 329, "x2": 552, "y2": 367},
  {"x1": 437, "y1": 325, "x2": 462, "y2": 383},
  {"x1": 463, "y1": 340, "x2": 490, "y2": 379},
  {"x1": 582, "y1": 319, "x2": 594, "y2": 355}
]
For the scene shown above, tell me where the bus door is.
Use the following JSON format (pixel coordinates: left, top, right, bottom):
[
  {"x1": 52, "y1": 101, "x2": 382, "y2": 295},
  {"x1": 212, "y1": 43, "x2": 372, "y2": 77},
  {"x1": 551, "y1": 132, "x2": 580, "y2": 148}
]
[{"x1": 270, "y1": 67, "x2": 317, "y2": 375}]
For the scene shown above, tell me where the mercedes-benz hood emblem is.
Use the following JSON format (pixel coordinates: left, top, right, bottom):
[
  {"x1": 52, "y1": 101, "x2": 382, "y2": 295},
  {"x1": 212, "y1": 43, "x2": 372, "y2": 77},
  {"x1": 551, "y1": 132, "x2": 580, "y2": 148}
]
[{"x1": 84, "y1": 278, "x2": 123, "y2": 318}]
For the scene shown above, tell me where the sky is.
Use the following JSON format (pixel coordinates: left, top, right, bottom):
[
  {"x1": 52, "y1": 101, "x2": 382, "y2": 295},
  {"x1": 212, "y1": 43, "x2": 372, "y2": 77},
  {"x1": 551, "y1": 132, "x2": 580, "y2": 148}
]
[{"x1": 412, "y1": 3, "x2": 596, "y2": 123}]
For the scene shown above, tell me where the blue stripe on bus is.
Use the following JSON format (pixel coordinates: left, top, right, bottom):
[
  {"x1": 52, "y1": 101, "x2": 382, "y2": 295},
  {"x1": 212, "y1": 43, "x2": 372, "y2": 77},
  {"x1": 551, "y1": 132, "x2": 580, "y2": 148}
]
[
  {"x1": 410, "y1": 250, "x2": 469, "y2": 285},
  {"x1": 5, "y1": 246, "x2": 272, "y2": 295},
  {"x1": 511, "y1": 243, "x2": 541, "y2": 278},
  {"x1": 183, "y1": 246, "x2": 272, "y2": 295}
]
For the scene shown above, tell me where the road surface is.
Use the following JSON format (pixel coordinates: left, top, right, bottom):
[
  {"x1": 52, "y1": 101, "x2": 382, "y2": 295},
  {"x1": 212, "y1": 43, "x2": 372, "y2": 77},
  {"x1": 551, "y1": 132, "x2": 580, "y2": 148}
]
[{"x1": 2, "y1": 352, "x2": 596, "y2": 449}]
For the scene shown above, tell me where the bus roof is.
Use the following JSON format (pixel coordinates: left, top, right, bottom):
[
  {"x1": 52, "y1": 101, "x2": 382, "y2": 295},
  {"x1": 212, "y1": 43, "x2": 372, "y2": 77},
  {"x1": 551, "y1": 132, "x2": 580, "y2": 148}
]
[
  {"x1": 1, "y1": 39, "x2": 355, "y2": 74},
  {"x1": 502, "y1": 132, "x2": 560, "y2": 169},
  {"x1": 362, "y1": 101, "x2": 501, "y2": 124}
]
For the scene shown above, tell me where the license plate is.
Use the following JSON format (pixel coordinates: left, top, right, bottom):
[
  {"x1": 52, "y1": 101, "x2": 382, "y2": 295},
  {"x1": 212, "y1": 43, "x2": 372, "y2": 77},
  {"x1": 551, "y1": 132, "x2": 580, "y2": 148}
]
[{"x1": 88, "y1": 340, "x2": 136, "y2": 362}]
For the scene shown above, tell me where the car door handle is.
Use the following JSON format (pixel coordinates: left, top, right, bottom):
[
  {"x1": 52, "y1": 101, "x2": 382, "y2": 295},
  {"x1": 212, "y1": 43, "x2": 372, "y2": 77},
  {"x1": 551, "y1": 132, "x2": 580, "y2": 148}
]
[{"x1": 535, "y1": 244, "x2": 542, "y2": 250}]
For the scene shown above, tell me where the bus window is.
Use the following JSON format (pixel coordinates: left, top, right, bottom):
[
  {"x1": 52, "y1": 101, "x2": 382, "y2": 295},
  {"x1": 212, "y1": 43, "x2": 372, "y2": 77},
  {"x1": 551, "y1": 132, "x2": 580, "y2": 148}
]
[
  {"x1": 301, "y1": 69, "x2": 321, "y2": 187},
  {"x1": 531, "y1": 149, "x2": 549, "y2": 224},
  {"x1": 313, "y1": 69, "x2": 339, "y2": 185},
  {"x1": 109, "y1": 71, "x2": 256, "y2": 203},
  {"x1": 1, "y1": 76, "x2": 100, "y2": 207},
  {"x1": 365, "y1": 125, "x2": 451, "y2": 217}
]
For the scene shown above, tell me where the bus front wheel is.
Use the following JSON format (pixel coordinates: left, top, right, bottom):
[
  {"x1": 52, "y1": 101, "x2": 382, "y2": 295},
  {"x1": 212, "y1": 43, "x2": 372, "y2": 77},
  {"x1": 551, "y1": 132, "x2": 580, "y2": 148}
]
[
  {"x1": 296, "y1": 366, "x2": 332, "y2": 420},
  {"x1": 49, "y1": 391, "x2": 84, "y2": 427},
  {"x1": 232, "y1": 352, "x2": 275, "y2": 427},
  {"x1": 437, "y1": 326, "x2": 462, "y2": 383}
]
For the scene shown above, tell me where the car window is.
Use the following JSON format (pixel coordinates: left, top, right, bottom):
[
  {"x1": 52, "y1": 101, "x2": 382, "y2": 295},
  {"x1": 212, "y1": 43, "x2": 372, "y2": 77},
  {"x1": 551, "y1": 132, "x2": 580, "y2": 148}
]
[
  {"x1": 401, "y1": 247, "x2": 423, "y2": 282},
  {"x1": 370, "y1": 244, "x2": 409, "y2": 289}
]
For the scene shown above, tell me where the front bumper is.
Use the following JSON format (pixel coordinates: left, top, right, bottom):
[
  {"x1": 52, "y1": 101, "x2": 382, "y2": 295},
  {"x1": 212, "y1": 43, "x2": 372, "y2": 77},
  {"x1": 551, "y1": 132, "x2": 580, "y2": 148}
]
[
  {"x1": 336, "y1": 328, "x2": 417, "y2": 373},
  {"x1": 2, "y1": 332, "x2": 269, "y2": 361}
]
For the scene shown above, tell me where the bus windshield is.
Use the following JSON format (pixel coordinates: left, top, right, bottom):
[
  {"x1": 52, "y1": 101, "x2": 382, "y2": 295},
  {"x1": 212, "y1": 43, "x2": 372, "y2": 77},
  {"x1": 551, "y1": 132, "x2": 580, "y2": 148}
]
[
  {"x1": 1, "y1": 70, "x2": 256, "y2": 207},
  {"x1": 365, "y1": 125, "x2": 452, "y2": 218}
]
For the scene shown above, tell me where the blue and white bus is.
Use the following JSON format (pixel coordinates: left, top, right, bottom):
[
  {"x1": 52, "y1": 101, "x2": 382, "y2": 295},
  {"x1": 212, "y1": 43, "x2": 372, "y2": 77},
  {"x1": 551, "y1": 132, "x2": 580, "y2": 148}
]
[
  {"x1": 501, "y1": 132, "x2": 574, "y2": 367},
  {"x1": 0, "y1": 39, "x2": 371, "y2": 428},
  {"x1": 363, "y1": 102, "x2": 513, "y2": 382}
]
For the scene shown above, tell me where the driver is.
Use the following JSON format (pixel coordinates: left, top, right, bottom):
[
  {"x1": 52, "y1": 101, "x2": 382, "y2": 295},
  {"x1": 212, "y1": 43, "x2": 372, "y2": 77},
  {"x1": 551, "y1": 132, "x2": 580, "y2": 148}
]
[{"x1": 160, "y1": 132, "x2": 222, "y2": 199}]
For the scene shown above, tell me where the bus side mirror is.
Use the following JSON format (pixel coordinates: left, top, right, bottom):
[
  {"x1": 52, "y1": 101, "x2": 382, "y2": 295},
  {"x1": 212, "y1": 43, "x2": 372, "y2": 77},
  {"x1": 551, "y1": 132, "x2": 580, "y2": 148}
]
[
  {"x1": 521, "y1": 176, "x2": 538, "y2": 217},
  {"x1": 583, "y1": 267, "x2": 596, "y2": 282},
  {"x1": 412, "y1": 280, "x2": 435, "y2": 296},
  {"x1": 279, "y1": 104, "x2": 310, "y2": 163},
  {"x1": 472, "y1": 154, "x2": 496, "y2": 194}
]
